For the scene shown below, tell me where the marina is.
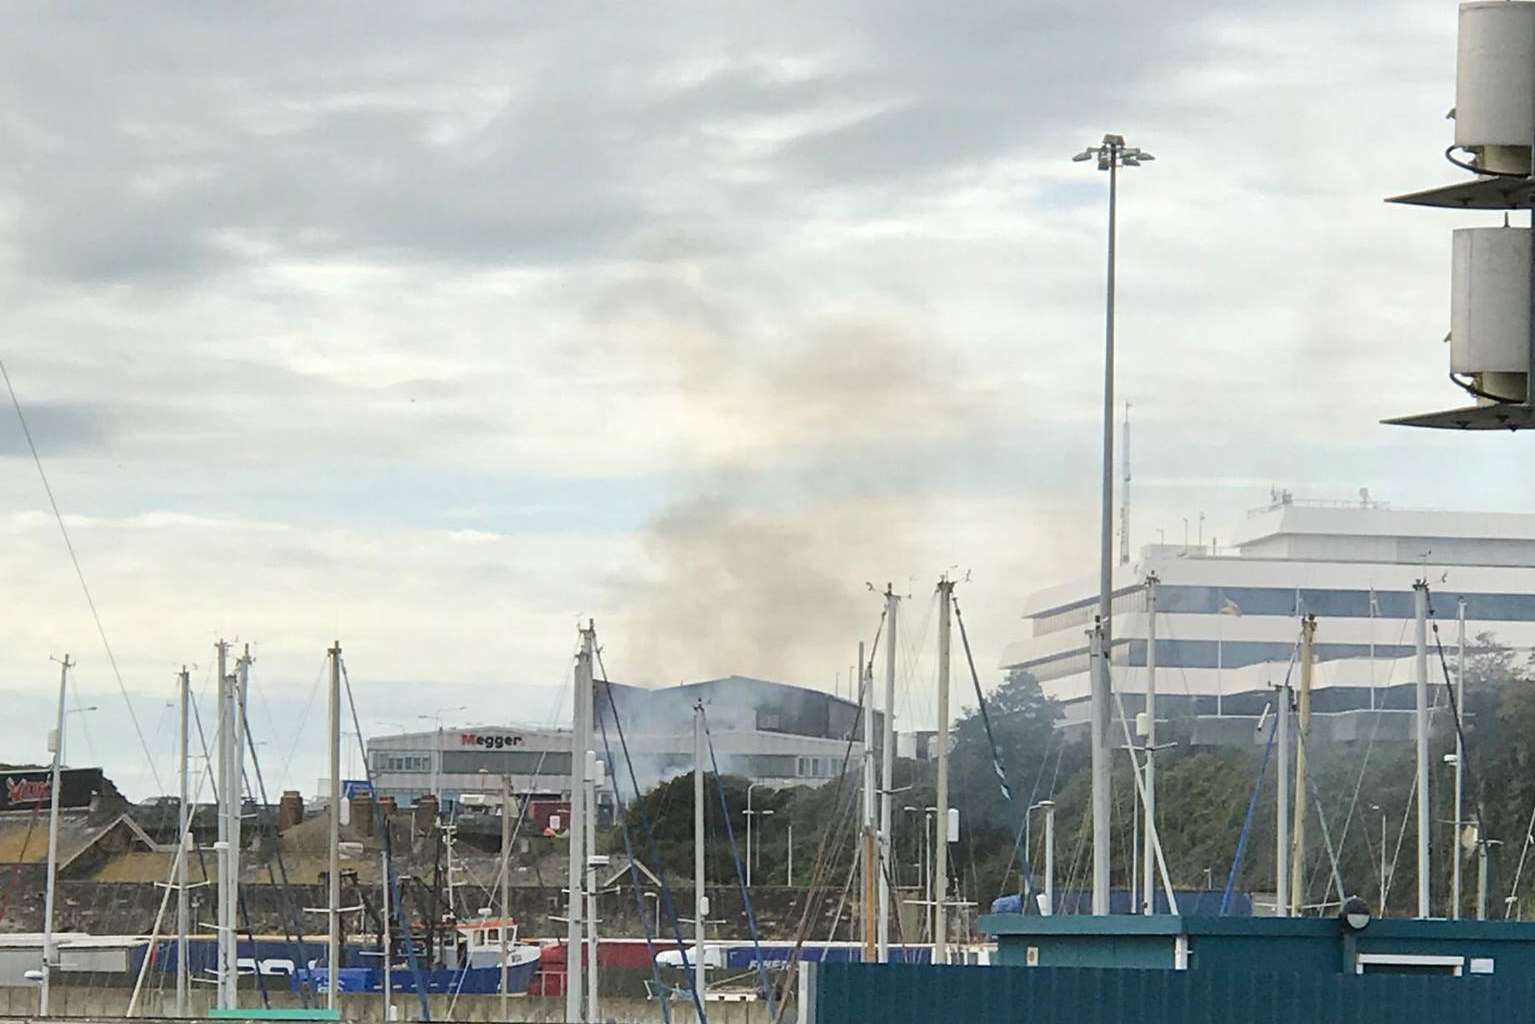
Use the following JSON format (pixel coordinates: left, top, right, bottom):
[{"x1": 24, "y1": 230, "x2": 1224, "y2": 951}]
[{"x1": 6, "y1": 0, "x2": 1535, "y2": 1022}]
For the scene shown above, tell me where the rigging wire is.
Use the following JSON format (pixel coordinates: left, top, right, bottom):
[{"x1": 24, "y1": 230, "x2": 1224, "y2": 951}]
[
  {"x1": 593, "y1": 643, "x2": 707, "y2": 1024},
  {"x1": 770, "y1": 609, "x2": 886, "y2": 1021},
  {"x1": 335, "y1": 656, "x2": 430, "y2": 1020},
  {"x1": 1309, "y1": 617, "x2": 1411, "y2": 914},
  {"x1": 699, "y1": 707, "x2": 776, "y2": 1019},
  {"x1": 0, "y1": 359, "x2": 165, "y2": 795}
]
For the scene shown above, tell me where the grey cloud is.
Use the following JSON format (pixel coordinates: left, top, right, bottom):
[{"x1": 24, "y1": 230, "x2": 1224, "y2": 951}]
[{"x1": 0, "y1": 400, "x2": 112, "y2": 456}]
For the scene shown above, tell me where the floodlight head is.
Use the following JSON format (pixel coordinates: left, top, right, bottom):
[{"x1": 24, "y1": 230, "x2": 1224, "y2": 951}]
[
  {"x1": 1098, "y1": 157, "x2": 1111, "y2": 171},
  {"x1": 1072, "y1": 149, "x2": 1095, "y2": 162},
  {"x1": 1138, "y1": 152, "x2": 1156, "y2": 162},
  {"x1": 1122, "y1": 155, "x2": 1140, "y2": 167},
  {"x1": 1340, "y1": 894, "x2": 1371, "y2": 931}
]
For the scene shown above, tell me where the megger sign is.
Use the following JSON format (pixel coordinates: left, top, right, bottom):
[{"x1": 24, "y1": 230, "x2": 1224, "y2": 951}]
[{"x1": 459, "y1": 732, "x2": 525, "y2": 750}]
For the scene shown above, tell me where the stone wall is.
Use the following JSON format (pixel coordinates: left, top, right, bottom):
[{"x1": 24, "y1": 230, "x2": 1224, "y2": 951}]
[{"x1": 2, "y1": 880, "x2": 845, "y2": 943}]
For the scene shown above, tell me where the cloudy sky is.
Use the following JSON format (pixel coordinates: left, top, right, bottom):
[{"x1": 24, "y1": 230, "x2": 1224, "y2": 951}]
[{"x1": 0, "y1": 2, "x2": 1528, "y2": 799}]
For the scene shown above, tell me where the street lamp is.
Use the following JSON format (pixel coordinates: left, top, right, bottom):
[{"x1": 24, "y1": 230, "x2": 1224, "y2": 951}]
[
  {"x1": 1024, "y1": 800, "x2": 1056, "y2": 915},
  {"x1": 743, "y1": 783, "x2": 773, "y2": 887},
  {"x1": 1074, "y1": 131, "x2": 1154, "y2": 916}
]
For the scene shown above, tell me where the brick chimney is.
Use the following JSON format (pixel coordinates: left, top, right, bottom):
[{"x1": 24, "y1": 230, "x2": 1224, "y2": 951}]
[
  {"x1": 277, "y1": 791, "x2": 305, "y2": 832},
  {"x1": 348, "y1": 792, "x2": 374, "y2": 837},
  {"x1": 412, "y1": 794, "x2": 439, "y2": 834}
]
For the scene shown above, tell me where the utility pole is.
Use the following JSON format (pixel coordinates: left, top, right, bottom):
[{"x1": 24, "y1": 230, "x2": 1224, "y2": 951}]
[
  {"x1": 500, "y1": 773, "x2": 511, "y2": 1022},
  {"x1": 176, "y1": 665, "x2": 190, "y2": 1017},
  {"x1": 1073, "y1": 132, "x2": 1153, "y2": 916},
  {"x1": 934, "y1": 579, "x2": 954, "y2": 963},
  {"x1": 1453, "y1": 598, "x2": 1466, "y2": 919},
  {"x1": 859, "y1": 642, "x2": 876, "y2": 963},
  {"x1": 327, "y1": 642, "x2": 341, "y2": 1010},
  {"x1": 1415, "y1": 581, "x2": 1431, "y2": 919},
  {"x1": 879, "y1": 584, "x2": 899, "y2": 958},
  {"x1": 566, "y1": 623, "x2": 593, "y2": 1023},
  {"x1": 1142, "y1": 575, "x2": 1158, "y2": 913},
  {"x1": 39, "y1": 654, "x2": 70, "y2": 1017},
  {"x1": 1290, "y1": 616, "x2": 1316, "y2": 917},
  {"x1": 693, "y1": 703, "x2": 707, "y2": 1002}
]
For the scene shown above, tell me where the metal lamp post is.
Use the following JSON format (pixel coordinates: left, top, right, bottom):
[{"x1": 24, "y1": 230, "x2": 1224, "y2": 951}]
[
  {"x1": 744, "y1": 782, "x2": 768, "y2": 887},
  {"x1": 1073, "y1": 132, "x2": 1154, "y2": 915}
]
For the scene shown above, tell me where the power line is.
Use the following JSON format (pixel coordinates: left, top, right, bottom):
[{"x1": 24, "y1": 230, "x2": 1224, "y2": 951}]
[{"x1": 0, "y1": 359, "x2": 163, "y2": 794}]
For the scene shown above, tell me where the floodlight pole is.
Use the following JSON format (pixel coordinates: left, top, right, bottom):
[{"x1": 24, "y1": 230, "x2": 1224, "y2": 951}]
[{"x1": 1075, "y1": 132, "x2": 1153, "y2": 916}]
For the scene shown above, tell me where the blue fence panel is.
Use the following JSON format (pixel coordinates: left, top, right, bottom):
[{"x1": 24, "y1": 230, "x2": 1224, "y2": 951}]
[{"x1": 811, "y1": 963, "x2": 1535, "y2": 1024}]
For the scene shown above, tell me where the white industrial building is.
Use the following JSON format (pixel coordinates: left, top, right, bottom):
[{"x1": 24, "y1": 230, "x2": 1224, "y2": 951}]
[
  {"x1": 367, "y1": 675, "x2": 884, "y2": 810},
  {"x1": 1001, "y1": 495, "x2": 1535, "y2": 743}
]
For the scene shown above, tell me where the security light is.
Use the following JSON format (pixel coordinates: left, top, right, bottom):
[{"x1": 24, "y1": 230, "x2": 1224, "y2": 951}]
[{"x1": 1340, "y1": 894, "x2": 1372, "y2": 931}]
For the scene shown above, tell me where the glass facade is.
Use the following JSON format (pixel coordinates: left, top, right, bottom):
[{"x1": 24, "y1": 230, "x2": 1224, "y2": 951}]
[
  {"x1": 1032, "y1": 585, "x2": 1535, "y2": 638},
  {"x1": 1021, "y1": 639, "x2": 1420, "y2": 681}
]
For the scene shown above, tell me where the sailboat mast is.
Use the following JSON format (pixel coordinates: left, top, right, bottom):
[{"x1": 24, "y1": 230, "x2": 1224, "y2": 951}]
[
  {"x1": 327, "y1": 642, "x2": 342, "y2": 1009},
  {"x1": 1454, "y1": 598, "x2": 1466, "y2": 919},
  {"x1": 215, "y1": 639, "x2": 236, "y2": 1010},
  {"x1": 1289, "y1": 616, "x2": 1315, "y2": 916},
  {"x1": 1142, "y1": 575, "x2": 1158, "y2": 914},
  {"x1": 1275, "y1": 646, "x2": 1290, "y2": 919},
  {"x1": 176, "y1": 665, "x2": 191, "y2": 1017},
  {"x1": 693, "y1": 703, "x2": 707, "y2": 1001},
  {"x1": 585, "y1": 752, "x2": 600, "y2": 1024},
  {"x1": 878, "y1": 585, "x2": 899, "y2": 962},
  {"x1": 39, "y1": 653, "x2": 70, "y2": 1017},
  {"x1": 566, "y1": 623, "x2": 593, "y2": 1023},
  {"x1": 858, "y1": 643, "x2": 875, "y2": 963},
  {"x1": 1414, "y1": 580, "x2": 1431, "y2": 918},
  {"x1": 499, "y1": 773, "x2": 511, "y2": 1022},
  {"x1": 382, "y1": 847, "x2": 393, "y2": 1022},
  {"x1": 934, "y1": 580, "x2": 954, "y2": 964}
]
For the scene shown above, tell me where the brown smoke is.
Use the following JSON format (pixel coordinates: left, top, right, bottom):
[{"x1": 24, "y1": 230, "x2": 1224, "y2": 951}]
[{"x1": 609, "y1": 297, "x2": 998, "y2": 686}]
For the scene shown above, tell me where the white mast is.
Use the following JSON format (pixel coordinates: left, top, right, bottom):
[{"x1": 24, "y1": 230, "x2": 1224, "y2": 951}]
[
  {"x1": 878, "y1": 584, "x2": 899, "y2": 961},
  {"x1": 693, "y1": 703, "x2": 707, "y2": 1002},
  {"x1": 1275, "y1": 650, "x2": 1290, "y2": 919},
  {"x1": 1041, "y1": 801, "x2": 1056, "y2": 916},
  {"x1": 39, "y1": 653, "x2": 70, "y2": 1017},
  {"x1": 327, "y1": 642, "x2": 341, "y2": 1009},
  {"x1": 499, "y1": 773, "x2": 511, "y2": 1023},
  {"x1": 858, "y1": 644, "x2": 876, "y2": 963},
  {"x1": 1453, "y1": 598, "x2": 1467, "y2": 919},
  {"x1": 176, "y1": 665, "x2": 191, "y2": 1017},
  {"x1": 584, "y1": 752, "x2": 600, "y2": 1024},
  {"x1": 933, "y1": 579, "x2": 954, "y2": 963},
  {"x1": 1290, "y1": 617, "x2": 1316, "y2": 917},
  {"x1": 1142, "y1": 575, "x2": 1157, "y2": 913},
  {"x1": 1415, "y1": 580, "x2": 1431, "y2": 918},
  {"x1": 382, "y1": 847, "x2": 393, "y2": 1023},
  {"x1": 566, "y1": 623, "x2": 593, "y2": 1023},
  {"x1": 215, "y1": 639, "x2": 237, "y2": 1010}
]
